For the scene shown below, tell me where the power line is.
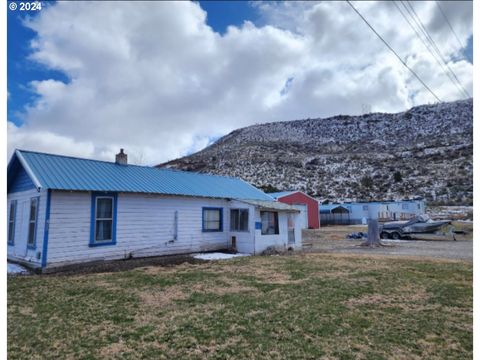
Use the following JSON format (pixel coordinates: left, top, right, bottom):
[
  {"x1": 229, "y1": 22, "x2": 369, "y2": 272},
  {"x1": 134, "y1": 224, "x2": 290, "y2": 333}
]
[
  {"x1": 403, "y1": 1, "x2": 470, "y2": 98},
  {"x1": 394, "y1": 1, "x2": 469, "y2": 99},
  {"x1": 345, "y1": 0, "x2": 442, "y2": 103},
  {"x1": 396, "y1": 1, "x2": 467, "y2": 98},
  {"x1": 435, "y1": 1, "x2": 464, "y2": 49}
]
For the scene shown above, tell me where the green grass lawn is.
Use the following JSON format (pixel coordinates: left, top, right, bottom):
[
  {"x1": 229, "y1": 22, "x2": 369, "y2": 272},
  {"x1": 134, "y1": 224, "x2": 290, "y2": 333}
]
[{"x1": 8, "y1": 254, "x2": 472, "y2": 359}]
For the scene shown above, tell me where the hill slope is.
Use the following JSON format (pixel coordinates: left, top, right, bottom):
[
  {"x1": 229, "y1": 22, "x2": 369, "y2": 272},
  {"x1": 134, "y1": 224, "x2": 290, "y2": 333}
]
[{"x1": 159, "y1": 99, "x2": 473, "y2": 204}]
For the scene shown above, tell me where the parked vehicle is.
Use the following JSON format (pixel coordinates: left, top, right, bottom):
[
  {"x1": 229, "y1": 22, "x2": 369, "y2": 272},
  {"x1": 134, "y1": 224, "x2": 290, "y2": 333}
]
[{"x1": 380, "y1": 215, "x2": 452, "y2": 240}]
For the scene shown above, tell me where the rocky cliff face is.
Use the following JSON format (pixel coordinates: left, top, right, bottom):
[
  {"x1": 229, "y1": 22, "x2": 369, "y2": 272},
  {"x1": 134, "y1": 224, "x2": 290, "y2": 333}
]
[{"x1": 159, "y1": 99, "x2": 473, "y2": 205}]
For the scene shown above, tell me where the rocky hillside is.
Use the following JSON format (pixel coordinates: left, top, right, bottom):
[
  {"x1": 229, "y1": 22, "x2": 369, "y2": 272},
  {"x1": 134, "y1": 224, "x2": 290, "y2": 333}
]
[{"x1": 159, "y1": 99, "x2": 473, "y2": 205}]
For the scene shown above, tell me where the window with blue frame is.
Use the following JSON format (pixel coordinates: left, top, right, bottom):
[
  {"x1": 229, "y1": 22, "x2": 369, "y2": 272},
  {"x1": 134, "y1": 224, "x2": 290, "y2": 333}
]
[
  {"x1": 90, "y1": 193, "x2": 117, "y2": 246},
  {"x1": 202, "y1": 207, "x2": 223, "y2": 232},
  {"x1": 27, "y1": 197, "x2": 39, "y2": 248},
  {"x1": 8, "y1": 200, "x2": 17, "y2": 245}
]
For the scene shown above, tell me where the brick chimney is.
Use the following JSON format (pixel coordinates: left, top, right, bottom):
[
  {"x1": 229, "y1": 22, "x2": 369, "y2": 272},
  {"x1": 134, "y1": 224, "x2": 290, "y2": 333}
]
[{"x1": 115, "y1": 149, "x2": 128, "y2": 165}]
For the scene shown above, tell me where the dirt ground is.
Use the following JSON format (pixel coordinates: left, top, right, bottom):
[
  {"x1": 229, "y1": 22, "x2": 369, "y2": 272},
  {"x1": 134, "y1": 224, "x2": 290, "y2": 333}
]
[{"x1": 303, "y1": 222, "x2": 473, "y2": 261}]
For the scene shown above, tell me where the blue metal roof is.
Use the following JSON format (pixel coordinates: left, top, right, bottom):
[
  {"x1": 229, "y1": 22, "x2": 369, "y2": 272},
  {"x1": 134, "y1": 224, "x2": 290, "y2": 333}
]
[{"x1": 8, "y1": 150, "x2": 273, "y2": 201}]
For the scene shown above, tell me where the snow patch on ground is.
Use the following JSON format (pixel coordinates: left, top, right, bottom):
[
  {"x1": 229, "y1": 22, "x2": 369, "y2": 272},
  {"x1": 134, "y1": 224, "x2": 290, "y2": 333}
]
[
  {"x1": 193, "y1": 252, "x2": 250, "y2": 261},
  {"x1": 382, "y1": 239, "x2": 411, "y2": 243},
  {"x1": 8, "y1": 263, "x2": 29, "y2": 274},
  {"x1": 382, "y1": 239, "x2": 429, "y2": 243}
]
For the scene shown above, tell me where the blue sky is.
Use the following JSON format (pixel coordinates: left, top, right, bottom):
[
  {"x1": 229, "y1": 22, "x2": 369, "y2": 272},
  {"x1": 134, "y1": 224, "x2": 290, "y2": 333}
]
[
  {"x1": 199, "y1": 1, "x2": 259, "y2": 34},
  {"x1": 8, "y1": 2, "x2": 67, "y2": 126},
  {"x1": 8, "y1": 1, "x2": 473, "y2": 127},
  {"x1": 7, "y1": 1, "x2": 261, "y2": 126},
  {"x1": 7, "y1": 1, "x2": 473, "y2": 164}
]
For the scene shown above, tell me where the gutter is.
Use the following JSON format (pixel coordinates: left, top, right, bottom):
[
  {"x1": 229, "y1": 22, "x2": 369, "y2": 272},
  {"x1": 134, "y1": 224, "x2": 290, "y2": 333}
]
[{"x1": 15, "y1": 150, "x2": 42, "y2": 191}]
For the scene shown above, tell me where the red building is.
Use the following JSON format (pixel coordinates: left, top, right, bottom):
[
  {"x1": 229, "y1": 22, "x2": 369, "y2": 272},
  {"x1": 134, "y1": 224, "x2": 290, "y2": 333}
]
[{"x1": 270, "y1": 191, "x2": 320, "y2": 229}]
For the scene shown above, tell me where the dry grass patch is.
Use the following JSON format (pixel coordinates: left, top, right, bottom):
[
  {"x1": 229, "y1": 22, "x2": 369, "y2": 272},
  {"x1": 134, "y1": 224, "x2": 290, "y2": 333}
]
[
  {"x1": 346, "y1": 284, "x2": 430, "y2": 308},
  {"x1": 8, "y1": 253, "x2": 472, "y2": 359},
  {"x1": 98, "y1": 341, "x2": 132, "y2": 358},
  {"x1": 138, "y1": 285, "x2": 188, "y2": 308},
  {"x1": 189, "y1": 282, "x2": 258, "y2": 296}
]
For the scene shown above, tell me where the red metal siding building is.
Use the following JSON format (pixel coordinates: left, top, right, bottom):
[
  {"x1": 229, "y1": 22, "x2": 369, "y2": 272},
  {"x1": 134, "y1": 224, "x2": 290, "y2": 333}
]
[{"x1": 270, "y1": 191, "x2": 320, "y2": 229}]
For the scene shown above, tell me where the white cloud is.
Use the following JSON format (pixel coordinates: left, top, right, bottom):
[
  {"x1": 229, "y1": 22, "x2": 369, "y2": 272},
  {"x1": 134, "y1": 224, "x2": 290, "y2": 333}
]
[
  {"x1": 8, "y1": 0, "x2": 473, "y2": 164},
  {"x1": 7, "y1": 122, "x2": 95, "y2": 159}
]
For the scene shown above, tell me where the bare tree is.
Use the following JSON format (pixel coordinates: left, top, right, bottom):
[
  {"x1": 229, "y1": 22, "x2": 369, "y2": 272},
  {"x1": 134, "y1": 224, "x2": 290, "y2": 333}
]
[{"x1": 130, "y1": 150, "x2": 146, "y2": 166}]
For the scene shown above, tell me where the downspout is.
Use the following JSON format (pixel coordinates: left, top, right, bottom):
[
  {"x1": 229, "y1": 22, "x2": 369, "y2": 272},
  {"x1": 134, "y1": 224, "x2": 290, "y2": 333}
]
[
  {"x1": 41, "y1": 189, "x2": 52, "y2": 270},
  {"x1": 253, "y1": 209, "x2": 257, "y2": 255},
  {"x1": 15, "y1": 150, "x2": 42, "y2": 192}
]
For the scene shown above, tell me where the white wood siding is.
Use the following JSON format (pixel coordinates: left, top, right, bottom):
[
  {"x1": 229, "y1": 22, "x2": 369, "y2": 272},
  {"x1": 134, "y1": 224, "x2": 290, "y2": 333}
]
[
  {"x1": 46, "y1": 191, "x2": 232, "y2": 267},
  {"x1": 7, "y1": 188, "x2": 47, "y2": 267},
  {"x1": 227, "y1": 200, "x2": 256, "y2": 254},
  {"x1": 36, "y1": 191, "x2": 303, "y2": 268},
  {"x1": 253, "y1": 210, "x2": 302, "y2": 254},
  {"x1": 292, "y1": 204, "x2": 308, "y2": 229}
]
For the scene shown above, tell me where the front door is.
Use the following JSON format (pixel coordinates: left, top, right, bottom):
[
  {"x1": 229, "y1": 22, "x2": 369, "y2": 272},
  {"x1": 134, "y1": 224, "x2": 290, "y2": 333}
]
[{"x1": 287, "y1": 214, "x2": 295, "y2": 244}]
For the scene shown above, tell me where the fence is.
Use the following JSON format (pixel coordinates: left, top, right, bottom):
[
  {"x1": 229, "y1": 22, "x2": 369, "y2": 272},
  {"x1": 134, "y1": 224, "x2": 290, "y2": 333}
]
[{"x1": 320, "y1": 213, "x2": 352, "y2": 225}]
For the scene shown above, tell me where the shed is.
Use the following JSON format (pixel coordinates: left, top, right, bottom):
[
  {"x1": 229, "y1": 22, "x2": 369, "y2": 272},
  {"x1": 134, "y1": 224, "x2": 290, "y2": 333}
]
[
  {"x1": 319, "y1": 204, "x2": 351, "y2": 225},
  {"x1": 269, "y1": 191, "x2": 320, "y2": 229},
  {"x1": 7, "y1": 150, "x2": 303, "y2": 271}
]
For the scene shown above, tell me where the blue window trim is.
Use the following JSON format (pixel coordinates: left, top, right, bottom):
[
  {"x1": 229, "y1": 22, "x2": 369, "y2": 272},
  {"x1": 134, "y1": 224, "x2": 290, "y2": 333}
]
[
  {"x1": 202, "y1": 207, "x2": 223, "y2": 232},
  {"x1": 27, "y1": 196, "x2": 40, "y2": 250},
  {"x1": 7, "y1": 200, "x2": 17, "y2": 246},
  {"x1": 89, "y1": 192, "x2": 118, "y2": 247},
  {"x1": 41, "y1": 189, "x2": 52, "y2": 269}
]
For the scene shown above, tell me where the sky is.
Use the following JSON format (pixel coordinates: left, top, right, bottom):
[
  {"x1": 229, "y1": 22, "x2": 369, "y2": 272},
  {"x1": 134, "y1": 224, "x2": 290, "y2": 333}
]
[{"x1": 7, "y1": 1, "x2": 473, "y2": 165}]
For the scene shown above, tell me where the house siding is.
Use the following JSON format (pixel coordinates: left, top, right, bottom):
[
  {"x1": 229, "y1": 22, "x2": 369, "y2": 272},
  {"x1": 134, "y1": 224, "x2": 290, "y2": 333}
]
[
  {"x1": 227, "y1": 200, "x2": 256, "y2": 254},
  {"x1": 347, "y1": 200, "x2": 426, "y2": 222},
  {"x1": 320, "y1": 200, "x2": 426, "y2": 225},
  {"x1": 8, "y1": 165, "x2": 36, "y2": 193},
  {"x1": 253, "y1": 209, "x2": 302, "y2": 254},
  {"x1": 7, "y1": 188, "x2": 47, "y2": 267},
  {"x1": 45, "y1": 191, "x2": 232, "y2": 268}
]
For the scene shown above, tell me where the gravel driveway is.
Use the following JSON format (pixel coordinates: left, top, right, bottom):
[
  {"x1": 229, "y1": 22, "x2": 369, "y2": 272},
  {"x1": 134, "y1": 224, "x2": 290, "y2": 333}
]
[{"x1": 306, "y1": 238, "x2": 472, "y2": 261}]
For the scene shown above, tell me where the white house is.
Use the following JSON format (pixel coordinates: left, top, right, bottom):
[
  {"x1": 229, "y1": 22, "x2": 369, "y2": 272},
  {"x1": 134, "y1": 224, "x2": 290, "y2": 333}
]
[{"x1": 7, "y1": 149, "x2": 303, "y2": 272}]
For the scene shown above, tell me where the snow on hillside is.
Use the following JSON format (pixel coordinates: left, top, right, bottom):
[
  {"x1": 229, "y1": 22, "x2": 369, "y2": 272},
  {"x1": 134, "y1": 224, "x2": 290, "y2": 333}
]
[{"x1": 160, "y1": 99, "x2": 472, "y2": 205}]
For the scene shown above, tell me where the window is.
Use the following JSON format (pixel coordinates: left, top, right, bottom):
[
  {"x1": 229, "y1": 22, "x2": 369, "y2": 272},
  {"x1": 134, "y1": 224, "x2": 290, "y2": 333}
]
[
  {"x1": 402, "y1": 203, "x2": 409, "y2": 210},
  {"x1": 417, "y1": 203, "x2": 421, "y2": 210},
  {"x1": 261, "y1": 211, "x2": 279, "y2": 235},
  {"x1": 95, "y1": 197, "x2": 114, "y2": 241},
  {"x1": 8, "y1": 200, "x2": 17, "y2": 245},
  {"x1": 27, "y1": 197, "x2": 39, "y2": 248},
  {"x1": 362, "y1": 205, "x2": 368, "y2": 211},
  {"x1": 230, "y1": 209, "x2": 249, "y2": 232},
  {"x1": 90, "y1": 193, "x2": 117, "y2": 246},
  {"x1": 202, "y1": 207, "x2": 223, "y2": 232}
]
